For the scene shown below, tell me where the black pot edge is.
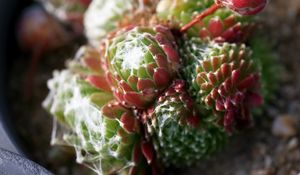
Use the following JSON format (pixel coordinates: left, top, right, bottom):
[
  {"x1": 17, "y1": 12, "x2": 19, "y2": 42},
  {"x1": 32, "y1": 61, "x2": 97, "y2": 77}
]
[
  {"x1": 0, "y1": 1, "x2": 57, "y2": 174},
  {"x1": 0, "y1": 148, "x2": 52, "y2": 175},
  {"x1": 0, "y1": 0, "x2": 23, "y2": 154}
]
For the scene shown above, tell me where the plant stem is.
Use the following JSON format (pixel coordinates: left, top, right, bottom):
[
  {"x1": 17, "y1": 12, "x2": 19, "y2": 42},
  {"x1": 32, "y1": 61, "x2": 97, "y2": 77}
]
[{"x1": 180, "y1": 3, "x2": 221, "y2": 33}]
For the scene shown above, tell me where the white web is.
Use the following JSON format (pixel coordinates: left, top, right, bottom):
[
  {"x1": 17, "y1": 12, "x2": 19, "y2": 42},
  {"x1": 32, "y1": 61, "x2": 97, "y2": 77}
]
[{"x1": 43, "y1": 70, "x2": 131, "y2": 175}]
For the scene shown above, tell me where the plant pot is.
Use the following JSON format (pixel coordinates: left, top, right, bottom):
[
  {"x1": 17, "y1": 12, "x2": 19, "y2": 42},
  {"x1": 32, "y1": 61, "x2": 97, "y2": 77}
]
[{"x1": 0, "y1": 0, "x2": 52, "y2": 174}]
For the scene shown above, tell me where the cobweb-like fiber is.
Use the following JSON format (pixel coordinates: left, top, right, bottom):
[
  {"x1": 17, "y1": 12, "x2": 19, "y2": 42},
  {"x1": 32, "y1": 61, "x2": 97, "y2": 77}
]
[{"x1": 43, "y1": 70, "x2": 133, "y2": 175}]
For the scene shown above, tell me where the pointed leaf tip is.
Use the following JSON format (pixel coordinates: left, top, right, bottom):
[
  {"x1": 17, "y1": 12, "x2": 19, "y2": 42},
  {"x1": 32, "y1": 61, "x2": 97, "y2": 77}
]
[{"x1": 141, "y1": 141, "x2": 154, "y2": 164}]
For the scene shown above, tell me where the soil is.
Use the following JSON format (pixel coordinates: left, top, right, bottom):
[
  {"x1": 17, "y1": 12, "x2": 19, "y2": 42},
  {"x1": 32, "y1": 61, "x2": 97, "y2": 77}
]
[{"x1": 7, "y1": 0, "x2": 300, "y2": 174}]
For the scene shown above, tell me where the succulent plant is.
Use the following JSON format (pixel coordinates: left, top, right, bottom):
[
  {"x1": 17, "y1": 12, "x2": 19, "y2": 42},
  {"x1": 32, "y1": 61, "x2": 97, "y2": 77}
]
[
  {"x1": 156, "y1": 0, "x2": 253, "y2": 42},
  {"x1": 180, "y1": 0, "x2": 266, "y2": 33},
  {"x1": 39, "y1": 0, "x2": 91, "y2": 34},
  {"x1": 69, "y1": 46, "x2": 113, "y2": 94},
  {"x1": 197, "y1": 9, "x2": 253, "y2": 43},
  {"x1": 42, "y1": 0, "x2": 271, "y2": 173},
  {"x1": 105, "y1": 25, "x2": 181, "y2": 109},
  {"x1": 84, "y1": 0, "x2": 160, "y2": 46},
  {"x1": 156, "y1": 0, "x2": 214, "y2": 25},
  {"x1": 216, "y1": 0, "x2": 267, "y2": 16},
  {"x1": 181, "y1": 38, "x2": 263, "y2": 132},
  {"x1": 143, "y1": 80, "x2": 227, "y2": 167},
  {"x1": 40, "y1": 0, "x2": 91, "y2": 12},
  {"x1": 43, "y1": 46, "x2": 160, "y2": 175},
  {"x1": 84, "y1": 0, "x2": 135, "y2": 46}
]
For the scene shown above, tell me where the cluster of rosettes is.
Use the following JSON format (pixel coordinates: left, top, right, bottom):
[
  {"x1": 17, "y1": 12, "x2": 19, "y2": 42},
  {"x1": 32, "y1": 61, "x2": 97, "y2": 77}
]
[
  {"x1": 43, "y1": 0, "x2": 272, "y2": 174},
  {"x1": 44, "y1": 46, "x2": 161, "y2": 175}
]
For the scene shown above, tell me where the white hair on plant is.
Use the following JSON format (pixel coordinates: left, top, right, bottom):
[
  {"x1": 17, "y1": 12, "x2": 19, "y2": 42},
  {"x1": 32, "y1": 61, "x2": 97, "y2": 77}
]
[
  {"x1": 43, "y1": 69, "x2": 134, "y2": 175},
  {"x1": 84, "y1": 0, "x2": 135, "y2": 46}
]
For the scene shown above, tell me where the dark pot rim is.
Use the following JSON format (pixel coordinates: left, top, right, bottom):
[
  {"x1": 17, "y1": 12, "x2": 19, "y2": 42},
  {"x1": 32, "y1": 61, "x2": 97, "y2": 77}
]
[
  {"x1": 0, "y1": 148, "x2": 52, "y2": 175},
  {"x1": 0, "y1": 0, "x2": 22, "y2": 155},
  {"x1": 0, "y1": 1, "x2": 52, "y2": 174}
]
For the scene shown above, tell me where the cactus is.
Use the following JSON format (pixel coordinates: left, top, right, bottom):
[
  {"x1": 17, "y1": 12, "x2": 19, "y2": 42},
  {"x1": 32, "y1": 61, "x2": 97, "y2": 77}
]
[
  {"x1": 181, "y1": 38, "x2": 263, "y2": 132},
  {"x1": 105, "y1": 25, "x2": 181, "y2": 109},
  {"x1": 143, "y1": 80, "x2": 227, "y2": 167}
]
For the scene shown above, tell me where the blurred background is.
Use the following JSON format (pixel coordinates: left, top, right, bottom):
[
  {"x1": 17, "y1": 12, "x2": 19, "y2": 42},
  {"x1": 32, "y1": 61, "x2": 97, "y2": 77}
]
[{"x1": 0, "y1": 0, "x2": 300, "y2": 175}]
